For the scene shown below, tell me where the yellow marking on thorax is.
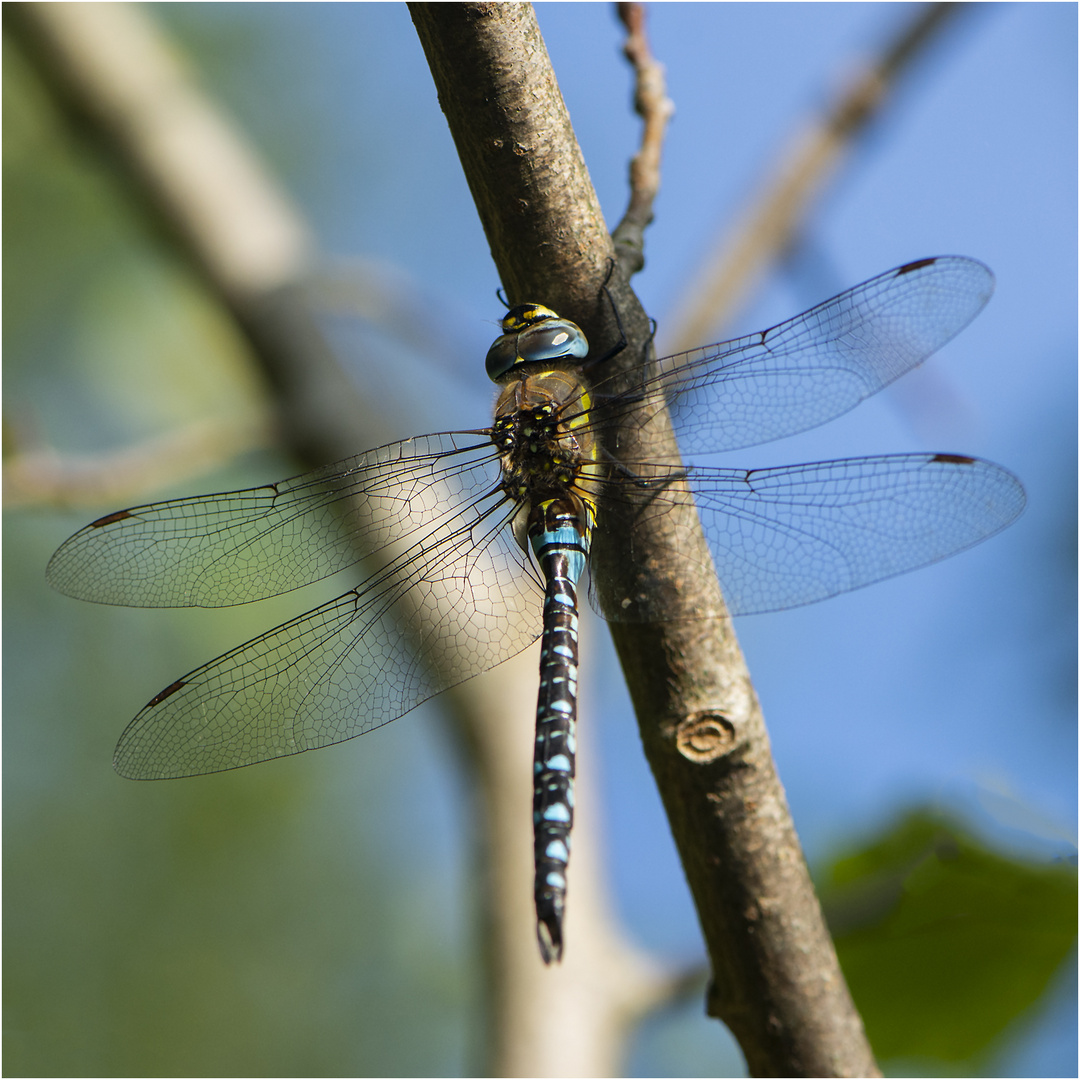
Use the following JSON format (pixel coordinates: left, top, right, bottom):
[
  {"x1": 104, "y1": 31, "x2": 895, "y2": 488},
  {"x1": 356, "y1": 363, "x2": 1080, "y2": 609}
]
[{"x1": 566, "y1": 387, "x2": 598, "y2": 467}]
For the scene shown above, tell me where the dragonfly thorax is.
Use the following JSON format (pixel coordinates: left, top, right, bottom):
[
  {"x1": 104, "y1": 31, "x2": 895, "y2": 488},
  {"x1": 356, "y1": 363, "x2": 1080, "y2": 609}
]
[{"x1": 493, "y1": 367, "x2": 600, "y2": 555}]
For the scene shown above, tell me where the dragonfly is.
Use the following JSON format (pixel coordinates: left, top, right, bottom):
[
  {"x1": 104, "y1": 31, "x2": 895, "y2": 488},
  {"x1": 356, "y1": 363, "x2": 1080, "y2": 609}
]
[{"x1": 47, "y1": 256, "x2": 1025, "y2": 963}]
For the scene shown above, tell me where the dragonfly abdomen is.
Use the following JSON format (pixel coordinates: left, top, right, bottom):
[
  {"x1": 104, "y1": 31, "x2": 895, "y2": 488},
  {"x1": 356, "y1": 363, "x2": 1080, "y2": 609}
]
[{"x1": 528, "y1": 498, "x2": 589, "y2": 964}]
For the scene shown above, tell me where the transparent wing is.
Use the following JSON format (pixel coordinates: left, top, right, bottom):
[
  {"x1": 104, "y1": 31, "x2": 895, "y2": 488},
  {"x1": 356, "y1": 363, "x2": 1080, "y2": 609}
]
[
  {"x1": 113, "y1": 487, "x2": 542, "y2": 779},
  {"x1": 592, "y1": 453, "x2": 1025, "y2": 620},
  {"x1": 46, "y1": 432, "x2": 500, "y2": 608},
  {"x1": 590, "y1": 256, "x2": 994, "y2": 456}
]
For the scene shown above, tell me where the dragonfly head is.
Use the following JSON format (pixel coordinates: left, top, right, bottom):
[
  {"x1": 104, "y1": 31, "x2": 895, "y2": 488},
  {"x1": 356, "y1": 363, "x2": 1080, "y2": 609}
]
[{"x1": 486, "y1": 304, "x2": 589, "y2": 381}]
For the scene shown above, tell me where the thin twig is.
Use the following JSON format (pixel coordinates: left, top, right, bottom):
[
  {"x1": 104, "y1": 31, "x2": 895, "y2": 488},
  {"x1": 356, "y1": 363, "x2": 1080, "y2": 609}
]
[{"x1": 611, "y1": 2, "x2": 675, "y2": 278}]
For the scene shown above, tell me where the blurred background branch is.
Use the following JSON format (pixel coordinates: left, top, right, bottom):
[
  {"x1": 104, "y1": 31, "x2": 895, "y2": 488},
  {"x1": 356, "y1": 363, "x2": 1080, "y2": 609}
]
[
  {"x1": 666, "y1": 1, "x2": 968, "y2": 352},
  {"x1": 3, "y1": 413, "x2": 273, "y2": 509}
]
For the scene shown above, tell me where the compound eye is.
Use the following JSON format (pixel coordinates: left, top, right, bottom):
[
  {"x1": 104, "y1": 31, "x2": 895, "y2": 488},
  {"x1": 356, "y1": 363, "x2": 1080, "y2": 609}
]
[
  {"x1": 485, "y1": 335, "x2": 519, "y2": 380},
  {"x1": 485, "y1": 311, "x2": 588, "y2": 382},
  {"x1": 516, "y1": 320, "x2": 589, "y2": 364}
]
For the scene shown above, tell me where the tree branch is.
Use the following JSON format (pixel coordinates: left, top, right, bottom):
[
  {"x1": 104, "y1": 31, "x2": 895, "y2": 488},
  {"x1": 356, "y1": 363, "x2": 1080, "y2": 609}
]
[{"x1": 410, "y1": 3, "x2": 877, "y2": 1076}]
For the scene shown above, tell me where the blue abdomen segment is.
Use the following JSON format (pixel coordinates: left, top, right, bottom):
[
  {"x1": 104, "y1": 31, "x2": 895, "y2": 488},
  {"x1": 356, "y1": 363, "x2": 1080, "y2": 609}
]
[{"x1": 528, "y1": 502, "x2": 590, "y2": 964}]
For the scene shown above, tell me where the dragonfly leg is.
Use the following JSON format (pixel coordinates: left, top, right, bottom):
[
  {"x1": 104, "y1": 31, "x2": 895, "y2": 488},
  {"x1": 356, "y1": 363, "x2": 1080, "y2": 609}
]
[
  {"x1": 581, "y1": 262, "x2": 630, "y2": 371},
  {"x1": 600, "y1": 447, "x2": 690, "y2": 490}
]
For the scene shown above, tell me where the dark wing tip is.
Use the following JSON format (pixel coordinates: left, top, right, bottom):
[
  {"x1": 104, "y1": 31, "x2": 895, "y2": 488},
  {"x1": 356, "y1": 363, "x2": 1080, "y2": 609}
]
[
  {"x1": 931, "y1": 452, "x2": 977, "y2": 465},
  {"x1": 90, "y1": 509, "x2": 135, "y2": 528},
  {"x1": 144, "y1": 679, "x2": 187, "y2": 709},
  {"x1": 897, "y1": 256, "x2": 939, "y2": 275}
]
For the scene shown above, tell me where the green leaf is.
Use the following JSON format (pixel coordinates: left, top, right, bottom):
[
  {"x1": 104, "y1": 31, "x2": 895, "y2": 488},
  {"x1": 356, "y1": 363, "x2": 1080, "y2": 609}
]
[{"x1": 820, "y1": 810, "x2": 1077, "y2": 1067}]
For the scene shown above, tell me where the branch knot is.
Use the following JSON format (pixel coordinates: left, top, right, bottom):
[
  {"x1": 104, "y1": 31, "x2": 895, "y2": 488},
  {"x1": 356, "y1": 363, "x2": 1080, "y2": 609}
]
[{"x1": 675, "y1": 711, "x2": 737, "y2": 762}]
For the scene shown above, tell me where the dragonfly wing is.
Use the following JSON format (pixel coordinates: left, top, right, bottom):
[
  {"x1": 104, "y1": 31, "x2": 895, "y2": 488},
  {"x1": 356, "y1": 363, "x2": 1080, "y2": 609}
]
[
  {"x1": 691, "y1": 453, "x2": 1025, "y2": 615},
  {"x1": 592, "y1": 257, "x2": 994, "y2": 456},
  {"x1": 114, "y1": 494, "x2": 541, "y2": 778},
  {"x1": 46, "y1": 432, "x2": 499, "y2": 608},
  {"x1": 589, "y1": 453, "x2": 1024, "y2": 621}
]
